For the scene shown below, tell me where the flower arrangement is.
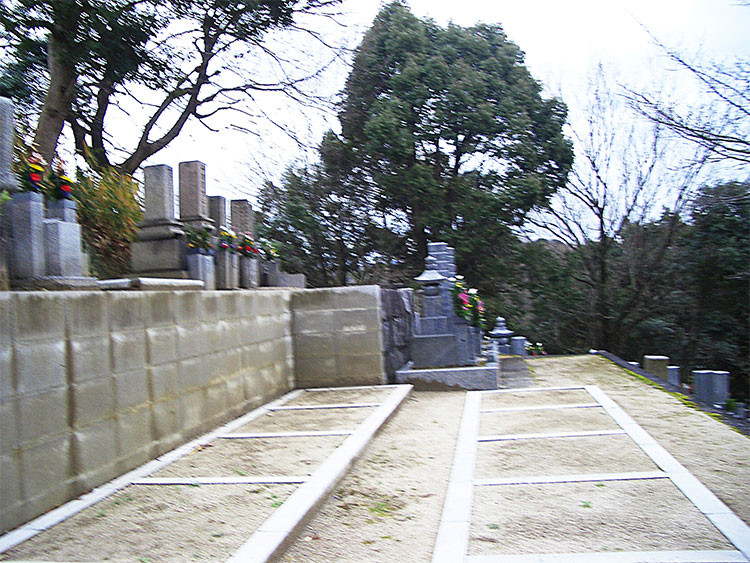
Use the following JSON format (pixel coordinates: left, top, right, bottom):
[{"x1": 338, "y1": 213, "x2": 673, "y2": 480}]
[
  {"x1": 450, "y1": 276, "x2": 487, "y2": 329},
  {"x1": 259, "y1": 239, "x2": 281, "y2": 261},
  {"x1": 48, "y1": 164, "x2": 75, "y2": 200},
  {"x1": 217, "y1": 227, "x2": 239, "y2": 253},
  {"x1": 185, "y1": 226, "x2": 213, "y2": 253},
  {"x1": 238, "y1": 232, "x2": 260, "y2": 257},
  {"x1": 17, "y1": 151, "x2": 46, "y2": 192},
  {"x1": 525, "y1": 342, "x2": 547, "y2": 356}
]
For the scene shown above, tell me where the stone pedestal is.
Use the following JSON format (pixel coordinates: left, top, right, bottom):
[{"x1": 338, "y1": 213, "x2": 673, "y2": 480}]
[
  {"x1": 239, "y1": 256, "x2": 259, "y2": 288},
  {"x1": 9, "y1": 191, "x2": 45, "y2": 280},
  {"x1": 46, "y1": 198, "x2": 77, "y2": 222},
  {"x1": 511, "y1": 336, "x2": 527, "y2": 356},
  {"x1": 215, "y1": 250, "x2": 239, "y2": 289},
  {"x1": 44, "y1": 219, "x2": 83, "y2": 276},
  {"x1": 693, "y1": 370, "x2": 730, "y2": 406},
  {"x1": 668, "y1": 365, "x2": 681, "y2": 387},
  {"x1": 643, "y1": 355, "x2": 669, "y2": 379},
  {"x1": 187, "y1": 252, "x2": 215, "y2": 290}
]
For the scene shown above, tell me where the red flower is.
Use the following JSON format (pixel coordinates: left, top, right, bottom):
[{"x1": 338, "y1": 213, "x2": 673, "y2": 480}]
[
  {"x1": 30, "y1": 173, "x2": 41, "y2": 183},
  {"x1": 61, "y1": 184, "x2": 72, "y2": 192}
]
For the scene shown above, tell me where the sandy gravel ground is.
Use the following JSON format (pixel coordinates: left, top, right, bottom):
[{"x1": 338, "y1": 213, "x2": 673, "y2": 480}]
[{"x1": 2, "y1": 356, "x2": 748, "y2": 562}]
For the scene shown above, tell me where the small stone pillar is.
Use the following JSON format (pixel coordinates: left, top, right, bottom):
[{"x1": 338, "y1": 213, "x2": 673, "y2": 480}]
[
  {"x1": 643, "y1": 355, "x2": 669, "y2": 380},
  {"x1": 667, "y1": 365, "x2": 681, "y2": 387},
  {"x1": 692, "y1": 370, "x2": 730, "y2": 406},
  {"x1": 489, "y1": 317, "x2": 513, "y2": 356},
  {"x1": 9, "y1": 191, "x2": 46, "y2": 279},
  {"x1": 44, "y1": 200, "x2": 84, "y2": 276},
  {"x1": 209, "y1": 195, "x2": 239, "y2": 289},
  {"x1": 208, "y1": 195, "x2": 227, "y2": 230},
  {"x1": 179, "y1": 161, "x2": 214, "y2": 232},
  {"x1": 0, "y1": 97, "x2": 17, "y2": 194},
  {"x1": 511, "y1": 336, "x2": 527, "y2": 356},
  {"x1": 131, "y1": 165, "x2": 188, "y2": 278}
]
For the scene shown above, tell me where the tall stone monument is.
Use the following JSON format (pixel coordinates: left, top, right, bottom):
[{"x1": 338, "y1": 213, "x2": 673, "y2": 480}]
[
  {"x1": 231, "y1": 199, "x2": 259, "y2": 288},
  {"x1": 179, "y1": 161, "x2": 214, "y2": 232},
  {"x1": 131, "y1": 164, "x2": 188, "y2": 278}
]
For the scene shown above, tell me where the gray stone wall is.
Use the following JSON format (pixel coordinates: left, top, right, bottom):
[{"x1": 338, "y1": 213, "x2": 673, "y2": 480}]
[
  {"x1": 292, "y1": 286, "x2": 385, "y2": 388},
  {"x1": 0, "y1": 289, "x2": 294, "y2": 534},
  {"x1": 380, "y1": 289, "x2": 414, "y2": 383}
]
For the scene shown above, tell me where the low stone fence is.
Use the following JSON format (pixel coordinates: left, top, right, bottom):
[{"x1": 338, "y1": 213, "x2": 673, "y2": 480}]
[{"x1": 1, "y1": 285, "x2": 387, "y2": 534}]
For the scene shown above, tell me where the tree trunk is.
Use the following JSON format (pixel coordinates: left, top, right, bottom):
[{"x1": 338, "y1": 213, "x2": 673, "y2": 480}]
[{"x1": 33, "y1": 34, "x2": 77, "y2": 163}]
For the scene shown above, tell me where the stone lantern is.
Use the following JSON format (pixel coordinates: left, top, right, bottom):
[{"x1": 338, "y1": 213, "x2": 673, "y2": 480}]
[
  {"x1": 414, "y1": 256, "x2": 446, "y2": 296},
  {"x1": 489, "y1": 316, "x2": 514, "y2": 355}
]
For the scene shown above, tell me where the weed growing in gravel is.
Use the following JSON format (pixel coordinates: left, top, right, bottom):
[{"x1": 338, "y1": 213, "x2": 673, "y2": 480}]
[
  {"x1": 369, "y1": 502, "x2": 393, "y2": 517},
  {"x1": 580, "y1": 501, "x2": 592, "y2": 508}
]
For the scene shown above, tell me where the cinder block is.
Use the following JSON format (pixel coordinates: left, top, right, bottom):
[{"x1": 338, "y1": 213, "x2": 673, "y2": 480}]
[
  {"x1": 181, "y1": 390, "x2": 206, "y2": 434},
  {"x1": 205, "y1": 351, "x2": 228, "y2": 378},
  {"x1": 14, "y1": 340, "x2": 66, "y2": 394},
  {"x1": 115, "y1": 407, "x2": 153, "y2": 466},
  {"x1": 108, "y1": 292, "x2": 144, "y2": 331},
  {"x1": 254, "y1": 340, "x2": 275, "y2": 368},
  {"x1": 262, "y1": 317, "x2": 288, "y2": 341},
  {"x1": 293, "y1": 310, "x2": 336, "y2": 334},
  {"x1": 238, "y1": 291, "x2": 258, "y2": 318},
  {"x1": 336, "y1": 308, "x2": 380, "y2": 333},
  {"x1": 0, "y1": 292, "x2": 13, "y2": 351},
  {"x1": 335, "y1": 330, "x2": 382, "y2": 356},
  {"x1": 151, "y1": 398, "x2": 182, "y2": 453},
  {"x1": 218, "y1": 292, "x2": 240, "y2": 320},
  {"x1": 17, "y1": 388, "x2": 68, "y2": 446},
  {"x1": 176, "y1": 324, "x2": 203, "y2": 359},
  {"x1": 143, "y1": 292, "x2": 175, "y2": 327},
  {"x1": 0, "y1": 453, "x2": 23, "y2": 534},
  {"x1": 69, "y1": 335, "x2": 110, "y2": 383},
  {"x1": 202, "y1": 322, "x2": 222, "y2": 354},
  {"x1": 72, "y1": 419, "x2": 118, "y2": 489},
  {"x1": 65, "y1": 292, "x2": 107, "y2": 337},
  {"x1": 257, "y1": 291, "x2": 287, "y2": 316},
  {"x1": 337, "y1": 354, "x2": 385, "y2": 385},
  {"x1": 225, "y1": 348, "x2": 242, "y2": 376},
  {"x1": 291, "y1": 285, "x2": 379, "y2": 312},
  {"x1": 71, "y1": 377, "x2": 115, "y2": 428},
  {"x1": 225, "y1": 376, "x2": 245, "y2": 413},
  {"x1": 204, "y1": 380, "x2": 228, "y2": 421},
  {"x1": 113, "y1": 369, "x2": 149, "y2": 412},
  {"x1": 174, "y1": 291, "x2": 202, "y2": 324},
  {"x1": 110, "y1": 330, "x2": 146, "y2": 374},
  {"x1": 179, "y1": 355, "x2": 209, "y2": 389},
  {"x1": 0, "y1": 398, "x2": 18, "y2": 454},
  {"x1": 13, "y1": 293, "x2": 65, "y2": 342},
  {"x1": 72, "y1": 418, "x2": 116, "y2": 474},
  {"x1": 295, "y1": 356, "x2": 337, "y2": 387},
  {"x1": 200, "y1": 292, "x2": 221, "y2": 323},
  {"x1": 20, "y1": 436, "x2": 72, "y2": 502},
  {"x1": 221, "y1": 319, "x2": 243, "y2": 351},
  {"x1": 0, "y1": 344, "x2": 12, "y2": 400},
  {"x1": 149, "y1": 363, "x2": 179, "y2": 402},
  {"x1": 239, "y1": 317, "x2": 261, "y2": 344},
  {"x1": 146, "y1": 326, "x2": 178, "y2": 366},
  {"x1": 241, "y1": 343, "x2": 260, "y2": 369}
]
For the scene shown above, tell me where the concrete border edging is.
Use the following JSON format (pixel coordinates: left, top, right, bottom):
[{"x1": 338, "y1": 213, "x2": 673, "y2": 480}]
[{"x1": 226, "y1": 384, "x2": 413, "y2": 563}]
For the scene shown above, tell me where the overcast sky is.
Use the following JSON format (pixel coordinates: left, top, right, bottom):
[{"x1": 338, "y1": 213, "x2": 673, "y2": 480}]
[{"x1": 147, "y1": 0, "x2": 750, "y2": 205}]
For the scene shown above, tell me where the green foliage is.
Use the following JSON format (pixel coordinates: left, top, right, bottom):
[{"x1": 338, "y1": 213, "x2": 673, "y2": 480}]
[
  {"x1": 185, "y1": 226, "x2": 213, "y2": 253},
  {"x1": 74, "y1": 163, "x2": 142, "y2": 278}
]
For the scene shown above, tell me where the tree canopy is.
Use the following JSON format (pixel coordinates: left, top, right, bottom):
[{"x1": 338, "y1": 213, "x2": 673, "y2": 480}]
[
  {"x1": 0, "y1": 0, "x2": 342, "y2": 172},
  {"x1": 261, "y1": 1, "x2": 573, "y2": 292}
]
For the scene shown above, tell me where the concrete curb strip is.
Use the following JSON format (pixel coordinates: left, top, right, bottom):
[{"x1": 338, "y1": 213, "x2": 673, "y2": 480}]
[{"x1": 226, "y1": 384, "x2": 413, "y2": 563}]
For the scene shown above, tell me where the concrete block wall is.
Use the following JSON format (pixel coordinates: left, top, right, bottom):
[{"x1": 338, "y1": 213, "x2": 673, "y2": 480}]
[
  {"x1": 292, "y1": 286, "x2": 386, "y2": 388},
  {"x1": 0, "y1": 289, "x2": 294, "y2": 534}
]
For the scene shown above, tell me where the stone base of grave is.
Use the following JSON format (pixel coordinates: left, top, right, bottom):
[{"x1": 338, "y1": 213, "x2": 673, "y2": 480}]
[
  {"x1": 98, "y1": 277, "x2": 204, "y2": 291},
  {"x1": 131, "y1": 237, "x2": 186, "y2": 275},
  {"x1": 410, "y1": 334, "x2": 458, "y2": 368},
  {"x1": 13, "y1": 275, "x2": 100, "y2": 290},
  {"x1": 395, "y1": 361, "x2": 498, "y2": 390}
]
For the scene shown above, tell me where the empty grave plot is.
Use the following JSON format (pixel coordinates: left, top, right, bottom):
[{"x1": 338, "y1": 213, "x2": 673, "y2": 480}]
[
  {"x1": 470, "y1": 479, "x2": 734, "y2": 556},
  {"x1": 482, "y1": 388, "x2": 595, "y2": 409},
  {"x1": 283, "y1": 387, "x2": 392, "y2": 406},
  {"x1": 1, "y1": 484, "x2": 297, "y2": 562},
  {"x1": 479, "y1": 404, "x2": 618, "y2": 436},
  {"x1": 150, "y1": 436, "x2": 346, "y2": 479},
  {"x1": 475, "y1": 434, "x2": 659, "y2": 479},
  {"x1": 235, "y1": 404, "x2": 374, "y2": 433}
]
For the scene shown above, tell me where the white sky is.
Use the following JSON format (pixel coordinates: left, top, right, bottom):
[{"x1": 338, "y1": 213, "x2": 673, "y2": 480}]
[{"x1": 146, "y1": 0, "x2": 750, "y2": 206}]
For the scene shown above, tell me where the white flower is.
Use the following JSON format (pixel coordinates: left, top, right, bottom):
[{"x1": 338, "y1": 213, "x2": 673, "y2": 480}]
[{"x1": 468, "y1": 288, "x2": 478, "y2": 295}]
